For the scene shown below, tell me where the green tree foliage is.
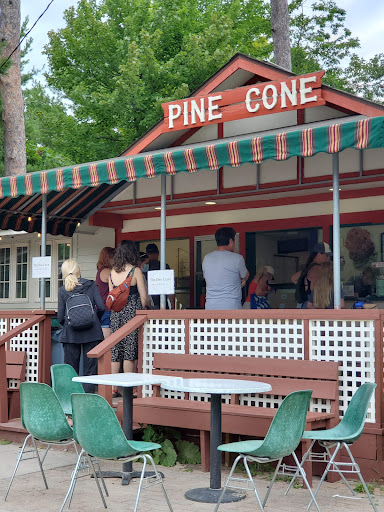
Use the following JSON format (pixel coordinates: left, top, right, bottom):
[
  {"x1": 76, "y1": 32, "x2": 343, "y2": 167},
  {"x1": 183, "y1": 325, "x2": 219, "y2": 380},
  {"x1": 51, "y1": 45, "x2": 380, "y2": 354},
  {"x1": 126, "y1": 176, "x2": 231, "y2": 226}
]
[
  {"x1": 43, "y1": 0, "x2": 271, "y2": 160},
  {"x1": 20, "y1": 0, "x2": 384, "y2": 172}
]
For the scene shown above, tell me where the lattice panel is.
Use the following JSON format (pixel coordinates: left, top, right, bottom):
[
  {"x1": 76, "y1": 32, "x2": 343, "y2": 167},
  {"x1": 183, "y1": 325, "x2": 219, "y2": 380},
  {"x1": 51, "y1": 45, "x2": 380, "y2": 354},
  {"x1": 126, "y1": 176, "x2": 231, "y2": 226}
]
[
  {"x1": 3, "y1": 317, "x2": 40, "y2": 387},
  {"x1": 310, "y1": 319, "x2": 375, "y2": 422},
  {"x1": 189, "y1": 318, "x2": 304, "y2": 359},
  {"x1": 142, "y1": 318, "x2": 185, "y2": 398}
]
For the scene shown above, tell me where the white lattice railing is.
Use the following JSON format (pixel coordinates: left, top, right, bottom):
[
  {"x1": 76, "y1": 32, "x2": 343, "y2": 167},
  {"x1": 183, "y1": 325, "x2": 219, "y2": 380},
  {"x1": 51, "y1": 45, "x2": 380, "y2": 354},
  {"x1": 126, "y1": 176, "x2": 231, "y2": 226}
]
[
  {"x1": 138, "y1": 310, "x2": 382, "y2": 425},
  {"x1": 0, "y1": 310, "x2": 55, "y2": 423}
]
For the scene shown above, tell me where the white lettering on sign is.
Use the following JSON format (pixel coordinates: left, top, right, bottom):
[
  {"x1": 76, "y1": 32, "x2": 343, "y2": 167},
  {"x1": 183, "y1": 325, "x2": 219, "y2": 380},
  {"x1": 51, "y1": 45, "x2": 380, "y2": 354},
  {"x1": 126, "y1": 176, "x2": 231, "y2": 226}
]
[
  {"x1": 168, "y1": 104, "x2": 182, "y2": 129},
  {"x1": 245, "y1": 87, "x2": 260, "y2": 113},
  {"x1": 191, "y1": 98, "x2": 205, "y2": 125},
  {"x1": 262, "y1": 84, "x2": 278, "y2": 110},
  {"x1": 300, "y1": 76, "x2": 317, "y2": 104},
  {"x1": 162, "y1": 71, "x2": 324, "y2": 131},
  {"x1": 207, "y1": 95, "x2": 222, "y2": 121},
  {"x1": 280, "y1": 80, "x2": 297, "y2": 108}
]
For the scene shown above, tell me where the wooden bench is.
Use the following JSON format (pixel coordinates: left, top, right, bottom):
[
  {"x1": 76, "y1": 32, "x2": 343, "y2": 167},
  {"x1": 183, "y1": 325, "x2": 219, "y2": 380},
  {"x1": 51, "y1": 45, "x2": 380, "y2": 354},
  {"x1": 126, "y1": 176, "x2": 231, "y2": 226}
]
[
  {"x1": 6, "y1": 350, "x2": 27, "y2": 419},
  {"x1": 130, "y1": 353, "x2": 339, "y2": 480}
]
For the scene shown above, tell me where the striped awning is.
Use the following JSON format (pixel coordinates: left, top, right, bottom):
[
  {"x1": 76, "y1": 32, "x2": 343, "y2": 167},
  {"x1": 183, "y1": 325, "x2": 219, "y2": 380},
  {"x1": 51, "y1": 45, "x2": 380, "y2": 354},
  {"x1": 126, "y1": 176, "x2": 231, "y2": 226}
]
[{"x1": 0, "y1": 116, "x2": 382, "y2": 236}]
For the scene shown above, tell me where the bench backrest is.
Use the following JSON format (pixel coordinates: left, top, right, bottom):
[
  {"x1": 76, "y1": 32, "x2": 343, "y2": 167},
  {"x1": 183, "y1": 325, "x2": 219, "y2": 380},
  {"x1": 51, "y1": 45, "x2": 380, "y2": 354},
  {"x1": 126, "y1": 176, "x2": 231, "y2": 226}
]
[
  {"x1": 6, "y1": 350, "x2": 27, "y2": 389},
  {"x1": 152, "y1": 353, "x2": 339, "y2": 406}
]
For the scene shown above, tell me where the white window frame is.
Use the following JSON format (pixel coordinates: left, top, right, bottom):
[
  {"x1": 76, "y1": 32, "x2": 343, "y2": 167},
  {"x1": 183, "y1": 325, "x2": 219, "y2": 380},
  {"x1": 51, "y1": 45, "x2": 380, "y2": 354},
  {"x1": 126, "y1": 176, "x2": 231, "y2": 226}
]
[
  {"x1": 0, "y1": 245, "x2": 11, "y2": 301},
  {"x1": 34, "y1": 238, "x2": 71, "y2": 302},
  {"x1": 15, "y1": 245, "x2": 29, "y2": 301}
]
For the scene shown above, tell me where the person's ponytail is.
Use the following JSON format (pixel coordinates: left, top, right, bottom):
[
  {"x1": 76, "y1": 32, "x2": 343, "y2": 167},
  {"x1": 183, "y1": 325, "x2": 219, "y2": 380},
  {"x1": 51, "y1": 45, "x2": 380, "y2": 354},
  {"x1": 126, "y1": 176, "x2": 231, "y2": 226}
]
[{"x1": 61, "y1": 259, "x2": 81, "y2": 292}]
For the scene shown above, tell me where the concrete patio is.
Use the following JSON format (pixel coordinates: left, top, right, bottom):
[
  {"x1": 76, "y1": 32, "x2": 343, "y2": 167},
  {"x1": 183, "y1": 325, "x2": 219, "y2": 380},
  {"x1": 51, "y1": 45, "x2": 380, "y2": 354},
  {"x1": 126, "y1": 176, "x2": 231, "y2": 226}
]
[{"x1": 0, "y1": 441, "x2": 383, "y2": 512}]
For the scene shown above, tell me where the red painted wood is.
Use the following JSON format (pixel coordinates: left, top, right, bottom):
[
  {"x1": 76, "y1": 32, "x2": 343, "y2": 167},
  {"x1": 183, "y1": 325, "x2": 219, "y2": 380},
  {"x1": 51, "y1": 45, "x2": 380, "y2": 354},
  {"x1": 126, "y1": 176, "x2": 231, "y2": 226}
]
[
  {"x1": 98, "y1": 354, "x2": 112, "y2": 405},
  {"x1": 163, "y1": 89, "x2": 325, "y2": 132},
  {"x1": 88, "y1": 314, "x2": 148, "y2": 358},
  {"x1": 38, "y1": 316, "x2": 52, "y2": 384},
  {"x1": 163, "y1": 72, "x2": 324, "y2": 117},
  {"x1": 322, "y1": 88, "x2": 384, "y2": 117},
  {"x1": 153, "y1": 353, "x2": 339, "y2": 381},
  {"x1": 0, "y1": 345, "x2": 8, "y2": 422}
]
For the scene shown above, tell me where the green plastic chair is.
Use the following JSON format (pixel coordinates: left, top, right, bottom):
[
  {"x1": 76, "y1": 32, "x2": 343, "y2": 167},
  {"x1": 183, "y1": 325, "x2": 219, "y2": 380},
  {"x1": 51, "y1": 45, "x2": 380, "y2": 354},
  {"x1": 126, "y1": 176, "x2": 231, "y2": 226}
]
[
  {"x1": 51, "y1": 364, "x2": 85, "y2": 415},
  {"x1": 287, "y1": 382, "x2": 377, "y2": 512},
  {"x1": 214, "y1": 390, "x2": 320, "y2": 512},
  {"x1": 60, "y1": 393, "x2": 173, "y2": 512},
  {"x1": 4, "y1": 382, "x2": 77, "y2": 501}
]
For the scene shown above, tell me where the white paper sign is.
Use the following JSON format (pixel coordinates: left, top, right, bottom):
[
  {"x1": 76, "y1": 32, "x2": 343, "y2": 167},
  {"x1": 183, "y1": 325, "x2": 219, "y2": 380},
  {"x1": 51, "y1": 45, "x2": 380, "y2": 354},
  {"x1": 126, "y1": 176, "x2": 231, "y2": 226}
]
[
  {"x1": 32, "y1": 256, "x2": 52, "y2": 278},
  {"x1": 148, "y1": 270, "x2": 175, "y2": 295}
]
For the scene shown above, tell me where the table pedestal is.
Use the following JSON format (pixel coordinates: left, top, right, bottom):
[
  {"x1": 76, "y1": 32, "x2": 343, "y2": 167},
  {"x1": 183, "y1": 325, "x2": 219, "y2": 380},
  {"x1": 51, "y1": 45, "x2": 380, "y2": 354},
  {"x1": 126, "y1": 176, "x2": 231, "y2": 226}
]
[
  {"x1": 185, "y1": 394, "x2": 245, "y2": 503},
  {"x1": 97, "y1": 387, "x2": 162, "y2": 486}
]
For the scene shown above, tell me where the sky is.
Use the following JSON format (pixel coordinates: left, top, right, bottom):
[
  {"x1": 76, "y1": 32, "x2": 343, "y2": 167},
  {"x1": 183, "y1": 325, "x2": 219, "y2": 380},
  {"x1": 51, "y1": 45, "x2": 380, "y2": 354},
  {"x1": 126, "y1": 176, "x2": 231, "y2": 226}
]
[{"x1": 20, "y1": 0, "x2": 384, "y2": 83}]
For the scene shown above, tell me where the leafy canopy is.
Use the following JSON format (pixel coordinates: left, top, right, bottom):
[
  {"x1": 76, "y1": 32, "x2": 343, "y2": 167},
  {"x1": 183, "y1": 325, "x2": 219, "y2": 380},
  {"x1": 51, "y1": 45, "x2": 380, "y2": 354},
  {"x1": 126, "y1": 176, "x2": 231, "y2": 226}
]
[{"x1": 18, "y1": 0, "x2": 384, "y2": 171}]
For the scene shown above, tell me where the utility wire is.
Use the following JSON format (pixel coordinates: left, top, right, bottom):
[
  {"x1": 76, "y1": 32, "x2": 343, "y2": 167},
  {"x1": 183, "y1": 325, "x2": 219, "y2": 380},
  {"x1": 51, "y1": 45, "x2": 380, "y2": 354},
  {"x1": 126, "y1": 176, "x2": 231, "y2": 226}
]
[{"x1": 0, "y1": 0, "x2": 56, "y2": 73}]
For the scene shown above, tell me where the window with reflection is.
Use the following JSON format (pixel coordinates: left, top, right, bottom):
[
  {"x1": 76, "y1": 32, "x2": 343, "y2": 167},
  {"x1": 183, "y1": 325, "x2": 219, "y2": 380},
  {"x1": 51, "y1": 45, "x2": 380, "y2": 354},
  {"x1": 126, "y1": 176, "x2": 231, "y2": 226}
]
[
  {"x1": 16, "y1": 246, "x2": 28, "y2": 298},
  {"x1": 0, "y1": 247, "x2": 10, "y2": 299}
]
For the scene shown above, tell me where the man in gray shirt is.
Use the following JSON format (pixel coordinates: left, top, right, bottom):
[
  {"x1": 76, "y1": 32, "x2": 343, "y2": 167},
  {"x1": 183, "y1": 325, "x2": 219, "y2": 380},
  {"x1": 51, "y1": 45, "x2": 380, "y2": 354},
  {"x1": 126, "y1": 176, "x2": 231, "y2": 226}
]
[{"x1": 203, "y1": 227, "x2": 249, "y2": 310}]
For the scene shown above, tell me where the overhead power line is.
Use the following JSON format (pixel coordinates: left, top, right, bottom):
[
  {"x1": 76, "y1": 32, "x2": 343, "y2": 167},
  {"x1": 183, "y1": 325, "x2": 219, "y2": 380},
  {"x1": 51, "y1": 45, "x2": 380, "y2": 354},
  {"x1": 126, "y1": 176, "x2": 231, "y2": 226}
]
[{"x1": 0, "y1": 0, "x2": 56, "y2": 73}]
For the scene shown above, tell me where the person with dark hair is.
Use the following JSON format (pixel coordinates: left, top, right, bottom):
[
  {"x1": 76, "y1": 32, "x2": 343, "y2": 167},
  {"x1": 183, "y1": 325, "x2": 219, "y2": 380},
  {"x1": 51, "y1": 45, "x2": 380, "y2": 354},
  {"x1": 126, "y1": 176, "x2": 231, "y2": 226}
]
[
  {"x1": 109, "y1": 240, "x2": 147, "y2": 391},
  {"x1": 291, "y1": 242, "x2": 332, "y2": 308},
  {"x1": 144, "y1": 242, "x2": 174, "y2": 309},
  {"x1": 96, "y1": 246, "x2": 115, "y2": 339},
  {"x1": 202, "y1": 226, "x2": 249, "y2": 310},
  {"x1": 139, "y1": 252, "x2": 152, "y2": 308}
]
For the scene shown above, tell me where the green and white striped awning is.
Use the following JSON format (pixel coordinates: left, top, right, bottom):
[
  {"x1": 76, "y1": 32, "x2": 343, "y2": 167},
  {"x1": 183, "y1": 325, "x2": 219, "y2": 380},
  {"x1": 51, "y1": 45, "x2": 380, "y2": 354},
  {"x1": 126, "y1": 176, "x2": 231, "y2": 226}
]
[{"x1": 0, "y1": 116, "x2": 382, "y2": 236}]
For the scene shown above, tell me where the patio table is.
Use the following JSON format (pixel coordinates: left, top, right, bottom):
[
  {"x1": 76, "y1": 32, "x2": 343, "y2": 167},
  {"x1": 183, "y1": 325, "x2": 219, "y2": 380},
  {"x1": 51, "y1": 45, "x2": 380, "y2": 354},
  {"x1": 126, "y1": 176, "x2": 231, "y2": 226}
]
[
  {"x1": 160, "y1": 377, "x2": 272, "y2": 503},
  {"x1": 72, "y1": 372, "x2": 176, "y2": 485}
]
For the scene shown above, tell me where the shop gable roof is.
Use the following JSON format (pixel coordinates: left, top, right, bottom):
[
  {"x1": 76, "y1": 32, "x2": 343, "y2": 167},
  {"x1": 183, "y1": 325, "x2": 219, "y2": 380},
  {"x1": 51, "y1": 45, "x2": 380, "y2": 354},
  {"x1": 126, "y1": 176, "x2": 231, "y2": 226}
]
[{"x1": 122, "y1": 53, "x2": 384, "y2": 157}]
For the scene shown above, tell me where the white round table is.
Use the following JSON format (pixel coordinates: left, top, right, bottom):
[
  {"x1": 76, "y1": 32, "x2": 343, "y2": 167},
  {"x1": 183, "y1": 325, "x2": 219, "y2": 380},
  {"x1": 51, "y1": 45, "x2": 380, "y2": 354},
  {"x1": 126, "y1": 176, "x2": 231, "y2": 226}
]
[{"x1": 161, "y1": 377, "x2": 272, "y2": 503}]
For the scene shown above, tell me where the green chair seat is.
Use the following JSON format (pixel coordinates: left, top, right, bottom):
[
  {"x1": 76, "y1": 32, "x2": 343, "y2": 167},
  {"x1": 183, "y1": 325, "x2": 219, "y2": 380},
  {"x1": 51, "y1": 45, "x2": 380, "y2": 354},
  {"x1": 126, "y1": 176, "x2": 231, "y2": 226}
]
[
  {"x1": 4, "y1": 382, "x2": 77, "y2": 502},
  {"x1": 288, "y1": 383, "x2": 377, "y2": 512},
  {"x1": 218, "y1": 439, "x2": 264, "y2": 455},
  {"x1": 50, "y1": 364, "x2": 85, "y2": 416},
  {"x1": 60, "y1": 393, "x2": 173, "y2": 512},
  {"x1": 214, "y1": 390, "x2": 321, "y2": 512},
  {"x1": 128, "y1": 440, "x2": 162, "y2": 453}
]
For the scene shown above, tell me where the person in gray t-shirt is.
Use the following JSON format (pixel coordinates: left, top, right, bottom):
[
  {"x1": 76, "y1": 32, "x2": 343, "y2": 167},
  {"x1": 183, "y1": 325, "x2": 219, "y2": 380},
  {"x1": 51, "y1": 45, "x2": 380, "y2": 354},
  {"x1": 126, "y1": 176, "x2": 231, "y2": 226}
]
[{"x1": 203, "y1": 227, "x2": 249, "y2": 310}]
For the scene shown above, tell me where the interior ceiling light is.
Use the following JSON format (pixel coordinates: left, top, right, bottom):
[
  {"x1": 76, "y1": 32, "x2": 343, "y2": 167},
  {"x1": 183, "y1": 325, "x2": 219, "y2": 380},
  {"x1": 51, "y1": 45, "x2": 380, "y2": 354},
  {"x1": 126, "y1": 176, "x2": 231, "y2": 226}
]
[
  {"x1": 37, "y1": 233, "x2": 41, "y2": 238},
  {"x1": 205, "y1": 201, "x2": 217, "y2": 205},
  {"x1": 155, "y1": 207, "x2": 162, "y2": 210},
  {"x1": 329, "y1": 188, "x2": 341, "y2": 191},
  {"x1": 28, "y1": 216, "x2": 32, "y2": 221}
]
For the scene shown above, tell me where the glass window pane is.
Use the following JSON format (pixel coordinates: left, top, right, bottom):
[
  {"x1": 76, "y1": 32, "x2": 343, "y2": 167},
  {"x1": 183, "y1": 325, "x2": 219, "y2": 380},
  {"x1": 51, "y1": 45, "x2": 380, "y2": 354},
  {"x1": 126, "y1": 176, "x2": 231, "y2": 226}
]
[{"x1": 16, "y1": 246, "x2": 28, "y2": 299}]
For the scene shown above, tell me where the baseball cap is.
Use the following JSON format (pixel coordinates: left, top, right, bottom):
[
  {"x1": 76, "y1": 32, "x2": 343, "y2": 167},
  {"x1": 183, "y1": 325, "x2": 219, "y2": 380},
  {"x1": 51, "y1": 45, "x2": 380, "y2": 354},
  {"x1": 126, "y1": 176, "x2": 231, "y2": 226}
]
[
  {"x1": 146, "y1": 243, "x2": 159, "y2": 254},
  {"x1": 264, "y1": 266, "x2": 275, "y2": 278},
  {"x1": 313, "y1": 242, "x2": 332, "y2": 255}
]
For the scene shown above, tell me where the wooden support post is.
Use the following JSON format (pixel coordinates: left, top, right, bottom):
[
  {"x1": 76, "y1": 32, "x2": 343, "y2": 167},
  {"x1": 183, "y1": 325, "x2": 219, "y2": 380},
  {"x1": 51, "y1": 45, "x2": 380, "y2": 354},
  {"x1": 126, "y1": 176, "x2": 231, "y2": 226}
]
[
  {"x1": 0, "y1": 343, "x2": 8, "y2": 422},
  {"x1": 38, "y1": 315, "x2": 52, "y2": 384},
  {"x1": 98, "y1": 353, "x2": 112, "y2": 405}
]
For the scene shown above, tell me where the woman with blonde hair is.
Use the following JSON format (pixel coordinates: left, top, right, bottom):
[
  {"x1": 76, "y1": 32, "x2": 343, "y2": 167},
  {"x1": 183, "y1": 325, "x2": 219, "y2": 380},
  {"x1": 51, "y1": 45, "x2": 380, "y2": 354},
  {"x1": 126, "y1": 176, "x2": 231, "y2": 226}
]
[
  {"x1": 307, "y1": 261, "x2": 344, "y2": 309},
  {"x1": 57, "y1": 259, "x2": 105, "y2": 392},
  {"x1": 244, "y1": 266, "x2": 274, "y2": 309}
]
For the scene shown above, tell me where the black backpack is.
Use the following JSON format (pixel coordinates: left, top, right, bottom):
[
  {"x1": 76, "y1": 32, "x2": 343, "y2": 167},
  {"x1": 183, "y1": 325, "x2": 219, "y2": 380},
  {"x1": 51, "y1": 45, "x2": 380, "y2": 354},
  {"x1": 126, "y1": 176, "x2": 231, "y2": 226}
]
[{"x1": 66, "y1": 292, "x2": 95, "y2": 330}]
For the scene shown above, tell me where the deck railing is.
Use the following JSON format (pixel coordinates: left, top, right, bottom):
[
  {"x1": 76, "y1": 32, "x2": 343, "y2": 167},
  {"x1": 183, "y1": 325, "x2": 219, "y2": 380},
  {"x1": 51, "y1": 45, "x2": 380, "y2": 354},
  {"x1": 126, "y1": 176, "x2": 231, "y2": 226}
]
[
  {"x1": 88, "y1": 308, "x2": 384, "y2": 430},
  {"x1": 0, "y1": 310, "x2": 56, "y2": 422}
]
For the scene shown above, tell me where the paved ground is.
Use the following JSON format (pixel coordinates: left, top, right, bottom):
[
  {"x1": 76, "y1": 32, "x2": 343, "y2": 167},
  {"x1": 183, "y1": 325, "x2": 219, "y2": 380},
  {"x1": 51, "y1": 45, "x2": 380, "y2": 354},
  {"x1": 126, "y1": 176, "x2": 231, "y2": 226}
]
[{"x1": 0, "y1": 441, "x2": 383, "y2": 512}]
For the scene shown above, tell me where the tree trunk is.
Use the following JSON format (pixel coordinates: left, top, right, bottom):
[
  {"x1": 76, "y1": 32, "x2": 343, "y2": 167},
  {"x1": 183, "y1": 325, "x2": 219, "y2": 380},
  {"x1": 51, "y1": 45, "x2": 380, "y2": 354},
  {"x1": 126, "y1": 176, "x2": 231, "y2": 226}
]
[
  {"x1": 0, "y1": 0, "x2": 26, "y2": 176},
  {"x1": 270, "y1": 0, "x2": 292, "y2": 71}
]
